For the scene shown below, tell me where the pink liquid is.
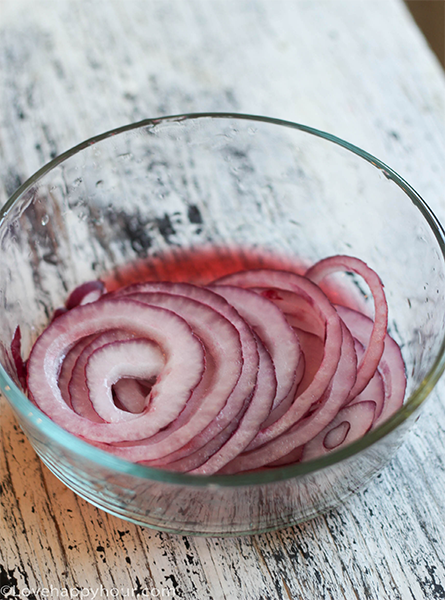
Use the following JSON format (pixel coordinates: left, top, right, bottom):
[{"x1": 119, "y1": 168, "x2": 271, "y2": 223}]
[{"x1": 103, "y1": 245, "x2": 309, "y2": 291}]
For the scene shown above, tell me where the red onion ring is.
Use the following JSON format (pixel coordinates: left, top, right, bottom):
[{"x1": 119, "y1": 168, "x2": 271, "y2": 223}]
[
  {"x1": 27, "y1": 299, "x2": 206, "y2": 442},
  {"x1": 306, "y1": 255, "x2": 388, "y2": 398}
]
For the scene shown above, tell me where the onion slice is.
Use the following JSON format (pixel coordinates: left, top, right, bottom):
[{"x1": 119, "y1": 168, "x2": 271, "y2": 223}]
[
  {"x1": 335, "y1": 304, "x2": 405, "y2": 426},
  {"x1": 302, "y1": 401, "x2": 377, "y2": 461},
  {"x1": 306, "y1": 255, "x2": 388, "y2": 398},
  {"x1": 65, "y1": 280, "x2": 106, "y2": 310},
  {"x1": 68, "y1": 330, "x2": 135, "y2": 420},
  {"x1": 208, "y1": 284, "x2": 302, "y2": 411},
  {"x1": 97, "y1": 288, "x2": 246, "y2": 462},
  {"x1": 11, "y1": 326, "x2": 27, "y2": 391},
  {"x1": 85, "y1": 338, "x2": 164, "y2": 422},
  {"x1": 222, "y1": 321, "x2": 358, "y2": 473},
  {"x1": 214, "y1": 269, "x2": 344, "y2": 445},
  {"x1": 27, "y1": 298, "x2": 206, "y2": 442}
]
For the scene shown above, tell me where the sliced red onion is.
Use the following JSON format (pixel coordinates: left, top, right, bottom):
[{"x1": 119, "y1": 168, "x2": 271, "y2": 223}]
[
  {"x1": 208, "y1": 285, "x2": 302, "y2": 410},
  {"x1": 68, "y1": 330, "x2": 136, "y2": 420},
  {"x1": 25, "y1": 254, "x2": 407, "y2": 473},
  {"x1": 191, "y1": 335, "x2": 277, "y2": 474},
  {"x1": 347, "y1": 339, "x2": 385, "y2": 419},
  {"x1": 94, "y1": 288, "x2": 247, "y2": 462},
  {"x1": 11, "y1": 326, "x2": 27, "y2": 391},
  {"x1": 254, "y1": 288, "x2": 325, "y2": 338},
  {"x1": 27, "y1": 298, "x2": 206, "y2": 442},
  {"x1": 214, "y1": 269, "x2": 344, "y2": 444},
  {"x1": 222, "y1": 321, "x2": 358, "y2": 473},
  {"x1": 302, "y1": 400, "x2": 377, "y2": 461},
  {"x1": 113, "y1": 378, "x2": 153, "y2": 414},
  {"x1": 306, "y1": 255, "x2": 388, "y2": 398},
  {"x1": 335, "y1": 304, "x2": 405, "y2": 426},
  {"x1": 123, "y1": 286, "x2": 261, "y2": 436},
  {"x1": 85, "y1": 339, "x2": 164, "y2": 422},
  {"x1": 324, "y1": 421, "x2": 350, "y2": 449},
  {"x1": 52, "y1": 307, "x2": 68, "y2": 321},
  {"x1": 293, "y1": 329, "x2": 325, "y2": 396},
  {"x1": 65, "y1": 280, "x2": 106, "y2": 310},
  {"x1": 151, "y1": 333, "x2": 278, "y2": 474},
  {"x1": 58, "y1": 333, "x2": 98, "y2": 408}
]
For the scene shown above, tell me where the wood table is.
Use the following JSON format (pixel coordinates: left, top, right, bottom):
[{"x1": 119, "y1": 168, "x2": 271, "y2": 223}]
[{"x1": 1, "y1": 1, "x2": 445, "y2": 598}]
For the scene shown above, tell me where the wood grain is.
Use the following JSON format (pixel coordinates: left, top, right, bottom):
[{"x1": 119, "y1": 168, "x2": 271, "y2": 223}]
[{"x1": 1, "y1": 1, "x2": 445, "y2": 598}]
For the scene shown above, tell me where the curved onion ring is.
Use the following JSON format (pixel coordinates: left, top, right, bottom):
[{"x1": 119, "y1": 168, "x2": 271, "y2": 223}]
[{"x1": 27, "y1": 299, "x2": 206, "y2": 442}]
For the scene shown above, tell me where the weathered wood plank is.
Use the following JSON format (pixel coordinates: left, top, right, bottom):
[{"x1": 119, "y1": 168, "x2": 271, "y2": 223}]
[{"x1": 1, "y1": 1, "x2": 445, "y2": 599}]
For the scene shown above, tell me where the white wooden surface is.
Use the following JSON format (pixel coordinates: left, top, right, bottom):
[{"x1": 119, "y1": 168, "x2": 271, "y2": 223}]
[{"x1": 1, "y1": 1, "x2": 445, "y2": 598}]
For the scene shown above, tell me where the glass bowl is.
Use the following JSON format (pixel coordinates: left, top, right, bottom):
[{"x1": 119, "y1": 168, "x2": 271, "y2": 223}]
[{"x1": 1, "y1": 113, "x2": 444, "y2": 537}]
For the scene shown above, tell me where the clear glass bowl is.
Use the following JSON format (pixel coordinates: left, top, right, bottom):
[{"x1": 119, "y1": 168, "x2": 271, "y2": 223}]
[{"x1": 1, "y1": 113, "x2": 444, "y2": 536}]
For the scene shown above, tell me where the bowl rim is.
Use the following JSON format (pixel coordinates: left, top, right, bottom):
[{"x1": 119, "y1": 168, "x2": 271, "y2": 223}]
[{"x1": 1, "y1": 111, "x2": 445, "y2": 487}]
